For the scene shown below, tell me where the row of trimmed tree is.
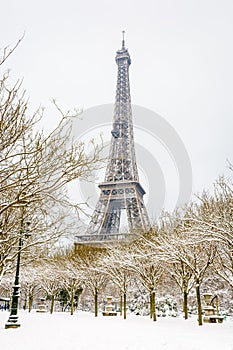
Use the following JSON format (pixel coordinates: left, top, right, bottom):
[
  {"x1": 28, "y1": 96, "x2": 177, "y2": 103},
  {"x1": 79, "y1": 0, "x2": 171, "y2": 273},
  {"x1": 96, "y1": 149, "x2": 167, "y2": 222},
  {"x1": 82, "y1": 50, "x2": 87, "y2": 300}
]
[{"x1": 1, "y1": 173, "x2": 232, "y2": 325}]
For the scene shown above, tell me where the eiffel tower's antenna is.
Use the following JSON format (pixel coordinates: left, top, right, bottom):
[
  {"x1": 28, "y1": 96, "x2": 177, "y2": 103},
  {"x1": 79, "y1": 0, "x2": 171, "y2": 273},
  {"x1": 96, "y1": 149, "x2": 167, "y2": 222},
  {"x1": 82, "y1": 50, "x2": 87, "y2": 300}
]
[{"x1": 122, "y1": 30, "x2": 125, "y2": 49}]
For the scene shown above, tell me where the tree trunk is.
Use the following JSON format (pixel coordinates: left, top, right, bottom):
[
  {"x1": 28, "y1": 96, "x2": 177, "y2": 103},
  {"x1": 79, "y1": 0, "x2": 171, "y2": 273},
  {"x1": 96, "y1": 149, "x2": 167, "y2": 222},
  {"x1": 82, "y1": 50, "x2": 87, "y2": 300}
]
[
  {"x1": 123, "y1": 291, "x2": 127, "y2": 319},
  {"x1": 94, "y1": 288, "x2": 98, "y2": 317},
  {"x1": 70, "y1": 289, "x2": 74, "y2": 315},
  {"x1": 195, "y1": 278, "x2": 202, "y2": 326},
  {"x1": 50, "y1": 294, "x2": 55, "y2": 314},
  {"x1": 150, "y1": 292, "x2": 152, "y2": 318},
  {"x1": 23, "y1": 294, "x2": 27, "y2": 310},
  {"x1": 151, "y1": 290, "x2": 157, "y2": 321},
  {"x1": 120, "y1": 294, "x2": 123, "y2": 316},
  {"x1": 183, "y1": 290, "x2": 188, "y2": 320},
  {"x1": 28, "y1": 295, "x2": 33, "y2": 312}
]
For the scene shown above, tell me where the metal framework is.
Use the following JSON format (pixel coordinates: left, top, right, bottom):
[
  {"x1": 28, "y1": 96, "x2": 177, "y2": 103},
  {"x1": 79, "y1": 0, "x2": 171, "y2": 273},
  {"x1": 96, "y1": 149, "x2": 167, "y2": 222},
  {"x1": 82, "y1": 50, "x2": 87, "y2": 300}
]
[{"x1": 76, "y1": 34, "x2": 150, "y2": 244}]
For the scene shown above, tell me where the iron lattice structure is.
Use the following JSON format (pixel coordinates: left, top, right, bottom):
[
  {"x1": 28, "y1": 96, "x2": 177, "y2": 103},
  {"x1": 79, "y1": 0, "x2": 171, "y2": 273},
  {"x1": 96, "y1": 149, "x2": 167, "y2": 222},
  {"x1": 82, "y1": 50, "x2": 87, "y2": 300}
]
[{"x1": 76, "y1": 35, "x2": 150, "y2": 244}]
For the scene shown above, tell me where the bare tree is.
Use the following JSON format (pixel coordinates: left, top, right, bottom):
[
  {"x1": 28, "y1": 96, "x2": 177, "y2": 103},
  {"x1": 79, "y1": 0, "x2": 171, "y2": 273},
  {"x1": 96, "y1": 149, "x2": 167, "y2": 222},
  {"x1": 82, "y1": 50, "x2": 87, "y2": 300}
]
[
  {"x1": 74, "y1": 246, "x2": 108, "y2": 317},
  {"x1": 157, "y1": 213, "x2": 195, "y2": 319},
  {"x1": 180, "y1": 175, "x2": 232, "y2": 290},
  {"x1": 110, "y1": 234, "x2": 163, "y2": 322},
  {"x1": 158, "y1": 212, "x2": 217, "y2": 326},
  {"x1": 20, "y1": 264, "x2": 43, "y2": 312},
  {"x1": 59, "y1": 255, "x2": 84, "y2": 315},
  {"x1": 40, "y1": 260, "x2": 64, "y2": 314},
  {"x1": 0, "y1": 42, "x2": 103, "y2": 283},
  {"x1": 102, "y1": 243, "x2": 133, "y2": 319}
]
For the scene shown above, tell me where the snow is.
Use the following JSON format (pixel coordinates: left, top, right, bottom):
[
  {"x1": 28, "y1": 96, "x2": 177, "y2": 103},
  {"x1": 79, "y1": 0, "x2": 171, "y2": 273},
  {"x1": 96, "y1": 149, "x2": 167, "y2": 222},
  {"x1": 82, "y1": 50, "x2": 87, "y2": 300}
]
[{"x1": 0, "y1": 311, "x2": 232, "y2": 350}]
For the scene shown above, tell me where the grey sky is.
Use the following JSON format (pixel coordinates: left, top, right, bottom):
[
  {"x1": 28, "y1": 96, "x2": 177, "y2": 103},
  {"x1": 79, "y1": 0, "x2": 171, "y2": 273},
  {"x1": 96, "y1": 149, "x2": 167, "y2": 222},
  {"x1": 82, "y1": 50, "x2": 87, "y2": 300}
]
[{"x1": 1, "y1": 0, "x2": 233, "y2": 215}]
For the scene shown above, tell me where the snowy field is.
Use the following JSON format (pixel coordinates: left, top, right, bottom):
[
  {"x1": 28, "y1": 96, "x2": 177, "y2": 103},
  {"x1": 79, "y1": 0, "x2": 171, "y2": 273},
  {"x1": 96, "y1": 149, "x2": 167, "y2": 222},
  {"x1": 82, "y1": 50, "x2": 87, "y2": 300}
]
[{"x1": 0, "y1": 311, "x2": 232, "y2": 350}]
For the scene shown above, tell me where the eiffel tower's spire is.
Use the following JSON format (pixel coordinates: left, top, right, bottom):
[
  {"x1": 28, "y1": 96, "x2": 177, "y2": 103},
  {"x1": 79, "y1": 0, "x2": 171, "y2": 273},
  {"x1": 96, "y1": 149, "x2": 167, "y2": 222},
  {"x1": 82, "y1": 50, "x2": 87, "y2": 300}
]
[
  {"x1": 75, "y1": 35, "x2": 150, "y2": 245},
  {"x1": 122, "y1": 30, "x2": 125, "y2": 49}
]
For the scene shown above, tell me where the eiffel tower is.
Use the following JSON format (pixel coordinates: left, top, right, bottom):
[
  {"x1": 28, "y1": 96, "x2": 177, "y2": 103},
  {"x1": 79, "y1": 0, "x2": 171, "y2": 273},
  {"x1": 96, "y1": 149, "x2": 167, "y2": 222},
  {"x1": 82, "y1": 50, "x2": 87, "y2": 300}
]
[{"x1": 76, "y1": 33, "x2": 150, "y2": 244}]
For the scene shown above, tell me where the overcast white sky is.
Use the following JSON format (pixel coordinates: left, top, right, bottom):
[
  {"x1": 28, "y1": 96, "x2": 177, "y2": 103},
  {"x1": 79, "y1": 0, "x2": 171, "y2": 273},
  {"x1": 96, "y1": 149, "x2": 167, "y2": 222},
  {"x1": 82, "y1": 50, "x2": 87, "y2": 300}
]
[{"x1": 1, "y1": 0, "x2": 233, "y2": 216}]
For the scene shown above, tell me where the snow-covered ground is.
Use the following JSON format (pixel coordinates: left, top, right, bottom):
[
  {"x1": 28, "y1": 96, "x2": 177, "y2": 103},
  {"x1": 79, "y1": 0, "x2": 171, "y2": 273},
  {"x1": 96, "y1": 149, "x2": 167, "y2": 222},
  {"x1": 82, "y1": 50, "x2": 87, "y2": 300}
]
[{"x1": 0, "y1": 311, "x2": 232, "y2": 350}]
